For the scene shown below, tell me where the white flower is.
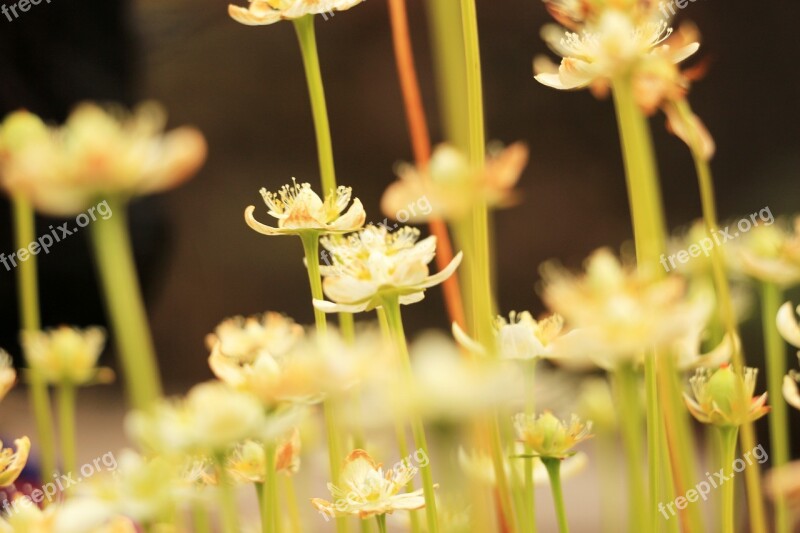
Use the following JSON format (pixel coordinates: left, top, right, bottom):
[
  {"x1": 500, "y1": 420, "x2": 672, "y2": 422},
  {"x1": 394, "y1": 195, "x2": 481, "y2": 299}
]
[
  {"x1": 206, "y1": 312, "x2": 304, "y2": 364},
  {"x1": 733, "y1": 218, "x2": 800, "y2": 287},
  {"x1": 313, "y1": 225, "x2": 463, "y2": 313},
  {"x1": 0, "y1": 351, "x2": 16, "y2": 402},
  {"x1": 21, "y1": 326, "x2": 111, "y2": 385},
  {"x1": 244, "y1": 180, "x2": 365, "y2": 236},
  {"x1": 229, "y1": 0, "x2": 363, "y2": 26},
  {"x1": 458, "y1": 447, "x2": 588, "y2": 486},
  {"x1": 311, "y1": 449, "x2": 428, "y2": 519}
]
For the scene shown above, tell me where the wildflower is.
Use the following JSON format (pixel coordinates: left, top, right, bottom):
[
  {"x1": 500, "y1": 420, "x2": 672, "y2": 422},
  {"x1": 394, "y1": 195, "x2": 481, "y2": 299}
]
[
  {"x1": 21, "y1": 326, "x2": 113, "y2": 386},
  {"x1": 0, "y1": 103, "x2": 206, "y2": 216},
  {"x1": 458, "y1": 447, "x2": 588, "y2": 486},
  {"x1": 228, "y1": 429, "x2": 301, "y2": 483},
  {"x1": 684, "y1": 365, "x2": 769, "y2": 427},
  {"x1": 513, "y1": 412, "x2": 593, "y2": 459},
  {"x1": 313, "y1": 225, "x2": 463, "y2": 313},
  {"x1": 0, "y1": 437, "x2": 30, "y2": 486},
  {"x1": 777, "y1": 300, "x2": 800, "y2": 408},
  {"x1": 733, "y1": 217, "x2": 800, "y2": 286},
  {"x1": 244, "y1": 180, "x2": 365, "y2": 237},
  {"x1": 206, "y1": 312, "x2": 304, "y2": 364},
  {"x1": 229, "y1": 0, "x2": 364, "y2": 26},
  {"x1": 0, "y1": 110, "x2": 48, "y2": 159},
  {"x1": 0, "y1": 495, "x2": 137, "y2": 533},
  {"x1": 0, "y1": 351, "x2": 16, "y2": 402},
  {"x1": 311, "y1": 449, "x2": 428, "y2": 519},
  {"x1": 540, "y1": 248, "x2": 711, "y2": 367},
  {"x1": 381, "y1": 143, "x2": 528, "y2": 222}
]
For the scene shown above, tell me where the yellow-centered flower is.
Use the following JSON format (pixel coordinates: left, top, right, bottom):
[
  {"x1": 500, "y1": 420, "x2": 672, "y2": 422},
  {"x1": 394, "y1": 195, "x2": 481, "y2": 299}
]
[
  {"x1": 733, "y1": 217, "x2": 800, "y2": 287},
  {"x1": 313, "y1": 225, "x2": 463, "y2": 313},
  {"x1": 229, "y1": 0, "x2": 364, "y2": 26},
  {"x1": 684, "y1": 365, "x2": 769, "y2": 427},
  {"x1": 513, "y1": 411, "x2": 593, "y2": 459},
  {"x1": 245, "y1": 180, "x2": 365, "y2": 237},
  {"x1": 228, "y1": 429, "x2": 301, "y2": 483},
  {"x1": 0, "y1": 103, "x2": 206, "y2": 216},
  {"x1": 21, "y1": 326, "x2": 112, "y2": 386},
  {"x1": 311, "y1": 449, "x2": 428, "y2": 519}
]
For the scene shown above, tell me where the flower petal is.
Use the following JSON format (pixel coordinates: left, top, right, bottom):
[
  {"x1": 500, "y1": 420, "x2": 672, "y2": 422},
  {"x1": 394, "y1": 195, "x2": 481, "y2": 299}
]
[{"x1": 777, "y1": 302, "x2": 800, "y2": 349}]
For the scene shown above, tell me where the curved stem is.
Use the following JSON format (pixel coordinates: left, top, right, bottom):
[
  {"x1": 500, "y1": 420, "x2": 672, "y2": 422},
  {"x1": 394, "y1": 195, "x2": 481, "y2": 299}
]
[
  {"x1": 542, "y1": 458, "x2": 570, "y2": 533},
  {"x1": 293, "y1": 15, "x2": 336, "y2": 194},
  {"x1": 718, "y1": 427, "x2": 739, "y2": 533},
  {"x1": 89, "y1": 196, "x2": 161, "y2": 410},
  {"x1": 57, "y1": 383, "x2": 77, "y2": 488},
  {"x1": 381, "y1": 295, "x2": 439, "y2": 533}
]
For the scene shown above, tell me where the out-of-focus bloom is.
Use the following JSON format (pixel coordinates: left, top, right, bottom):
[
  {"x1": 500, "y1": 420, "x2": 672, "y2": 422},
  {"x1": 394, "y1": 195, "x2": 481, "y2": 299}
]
[
  {"x1": 458, "y1": 447, "x2": 588, "y2": 486},
  {"x1": 541, "y1": 0, "x2": 660, "y2": 29},
  {"x1": 313, "y1": 225, "x2": 462, "y2": 314},
  {"x1": 229, "y1": 0, "x2": 363, "y2": 26},
  {"x1": 126, "y1": 382, "x2": 269, "y2": 455},
  {"x1": 765, "y1": 461, "x2": 800, "y2": 512},
  {"x1": 209, "y1": 323, "x2": 376, "y2": 407},
  {"x1": 673, "y1": 328, "x2": 738, "y2": 372},
  {"x1": 0, "y1": 351, "x2": 16, "y2": 402},
  {"x1": 513, "y1": 412, "x2": 593, "y2": 459},
  {"x1": 784, "y1": 369, "x2": 800, "y2": 411},
  {"x1": 540, "y1": 248, "x2": 711, "y2": 368},
  {"x1": 0, "y1": 111, "x2": 48, "y2": 161},
  {"x1": 453, "y1": 311, "x2": 569, "y2": 361},
  {"x1": 206, "y1": 312, "x2": 304, "y2": 364},
  {"x1": 311, "y1": 449, "x2": 427, "y2": 519},
  {"x1": 0, "y1": 103, "x2": 207, "y2": 216},
  {"x1": 0, "y1": 437, "x2": 30, "y2": 486},
  {"x1": 244, "y1": 180, "x2": 365, "y2": 237},
  {"x1": 21, "y1": 326, "x2": 112, "y2": 386},
  {"x1": 228, "y1": 429, "x2": 301, "y2": 483},
  {"x1": 732, "y1": 216, "x2": 800, "y2": 287},
  {"x1": 0, "y1": 495, "x2": 137, "y2": 533},
  {"x1": 381, "y1": 143, "x2": 528, "y2": 222},
  {"x1": 777, "y1": 301, "x2": 800, "y2": 408},
  {"x1": 684, "y1": 365, "x2": 769, "y2": 427}
]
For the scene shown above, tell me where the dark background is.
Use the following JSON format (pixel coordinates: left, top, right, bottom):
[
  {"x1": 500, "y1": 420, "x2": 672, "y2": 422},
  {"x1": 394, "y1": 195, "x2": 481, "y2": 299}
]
[{"x1": 1, "y1": 0, "x2": 799, "y2": 393}]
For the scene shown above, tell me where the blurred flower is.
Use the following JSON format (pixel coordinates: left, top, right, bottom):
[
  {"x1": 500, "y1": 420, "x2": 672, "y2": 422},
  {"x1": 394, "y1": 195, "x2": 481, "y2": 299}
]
[
  {"x1": 0, "y1": 437, "x2": 30, "y2": 486},
  {"x1": 311, "y1": 449, "x2": 427, "y2": 519},
  {"x1": 0, "y1": 110, "x2": 48, "y2": 160},
  {"x1": 513, "y1": 412, "x2": 593, "y2": 459},
  {"x1": 21, "y1": 326, "x2": 112, "y2": 386},
  {"x1": 0, "y1": 103, "x2": 206, "y2": 216},
  {"x1": 228, "y1": 429, "x2": 301, "y2": 483},
  {"x1": 313, "y1": 225, "x2": 462, "y2": 313},
  {"x1": 732, "y1": 217, "x2": 800, "y2": 287},
  {"x1": 540, "y1": 248, "x2": 711, "y2": 368},
  {"x1": 577, "y1": 378, "x2": 617, "y2": 432},
  {"x1": 0, "y1": 495, "x2": 137, "y2": 533},
  {"x1": 458, "y1": 447, "x2": 588, "y2": 486},
  {"x1": 127, "y1": 382, "x2": 269, "y2": 455},
  {"x1": 542, "y1": 0, "x2": 660, "y2": 29},
  {"x1": 777, "y1": 301, "x2": 800, "y2": 408},
  {"x1": 0, "y1": 351, "x2": 16, "y2": 402},
  {"x1": 765, "y1": 460, "x2": 800, "y2": 512},
  {"x1": 229, "y1": 0, "x2": 363, "y2": 26},
  {"x1": 684, "y1": 365, "x2": 769, "y2": 427},
  {"x1": 381, "y1": 143, "x2": 527, "y2": 222},
  {"x1": 244, "y1": 180, "x2": 365, "y2": 237},
  {"x1": 206, "y1": 312, "x2": 304, "y2": 363}
]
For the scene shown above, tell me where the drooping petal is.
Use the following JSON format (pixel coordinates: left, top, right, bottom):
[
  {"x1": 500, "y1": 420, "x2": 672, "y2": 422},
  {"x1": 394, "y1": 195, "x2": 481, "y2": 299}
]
[
  {"x1": 777, "y1": 302, "x2": 800, "y2": 349},
  {"x1": 244, "y1": 205, "x2": 284, "y2": 235},
  {"x1": 784, "y1": 375, "x2": 800, "y2": 411}
]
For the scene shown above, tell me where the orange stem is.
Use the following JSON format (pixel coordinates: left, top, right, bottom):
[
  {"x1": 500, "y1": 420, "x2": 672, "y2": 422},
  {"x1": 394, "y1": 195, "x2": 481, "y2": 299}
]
[{"x1": 387, "y1": 0, "x2": 466, "y2": 330}]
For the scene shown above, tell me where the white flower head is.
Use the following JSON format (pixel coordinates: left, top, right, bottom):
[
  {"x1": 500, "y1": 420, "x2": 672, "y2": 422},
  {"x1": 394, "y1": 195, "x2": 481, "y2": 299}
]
[
  {"x1": 245, "y1": 179, "x2": 366, "y2": 237},
  {"x1": 229, "y1": 0, "x2": 364, "y2": 26},
  {"x1": 21, "y1": 326, "x2": 112, "y2": 386},
  {"x1": 313, "y1": 225, "x2": 463, "y2": 314}
]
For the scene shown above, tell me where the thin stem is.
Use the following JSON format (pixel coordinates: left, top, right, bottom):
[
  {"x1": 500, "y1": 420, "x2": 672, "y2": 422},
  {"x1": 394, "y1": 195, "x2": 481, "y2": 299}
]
[
  {"x1": 191, "y1": 502, "x2": 212, "y2": 533},
  {"x1": 293, "y1": 15, "x2": 336, "y2": 194},
  {"x1": 214, "y1": 455, "x2": 242, "y2": 533},
  {"x1": 542, "y1": 458, "x2": 570, "y2": 533},
  {"x1": 761, "y1": 282, "x2": 790, "y2": 533},
  {"x1": 523, "y1": 362, "x2": 538, "y2": 533},
  {"x1": 718, "y1": 427, "x2": 739, "y2": 533},
  {"x1": 89, "y1": 196, "x2": 162, "y2": 409},
  {"x1": 381, "y1": 295, "x2": 439, "y2": 533},
  {"x1": 386, "y1": 0, "x2": 466, "y2": 331},
  {"x1": 394, "y1": 423, "x2": 422, "y2": 533},
  {"x1": 613, "y1": 364, "x2": 647, "y2": 532},
  {"x1": 57, "y1": 383, "x2": 77, "y2": 488},
  {"x1": 264, "y1": 441, "x2": 281, "y2": 533},
  {"x1": 284, "y1": 474, "x2": 303, "y2": 533},
  {"x1": 12, "y1": 196, "x2": 57, "y2": 488},
  {"x1": 643, "y1": 353, "x2": 660, "y2": 533},
  {"x1": 256, "y1": 482, "x2": 270, "y2": 533},
  {"x1": 376, "y1": 514, "x2": 387, "y2": 533},
  {"x1": 300, "y1": 233, "x2": 328, "y2": 335}
]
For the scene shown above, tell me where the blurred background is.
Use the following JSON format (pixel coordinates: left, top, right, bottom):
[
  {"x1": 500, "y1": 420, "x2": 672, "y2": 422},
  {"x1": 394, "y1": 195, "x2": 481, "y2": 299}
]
[{"x1": 1, "y1": 0, "x2": 800, "y2": 529}]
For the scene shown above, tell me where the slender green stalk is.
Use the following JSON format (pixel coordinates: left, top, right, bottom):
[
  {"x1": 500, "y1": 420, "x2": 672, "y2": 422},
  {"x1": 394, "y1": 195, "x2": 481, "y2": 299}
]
[
  {"x1": 523, "y1": 362, "x2": 538, "y2": 533},
  {"x1": 191, "y1": 502, "x2": 212, "y2": 533},
  {"x1": 542, "y1": 458, "x2": 570, "y2": 533},
  {"x1": 643, "y1": 353, "x2": 660, "y2": 533},
  {"x1": 381, "y1": 295, "x2": 439, "y2": 533},
  {"x1": 263, "y1": 441, "x2": 281, "y2": 533},
  {"x1": 612, "y1": 364, "x2": 647, "y2": 532},
  {"x1": 214, "y1": 455, "x2": 242, "y2": 533},
  {"x1": 89, "y1": 196, "x2": 161, "y2": 409},
  {"x1": 394, "y1": 423, "x2": 422, "y2": 533},
  {"x1": 57, "y1": 383, "x2": 77, "y2": 486},
  {"x1": 718, "y1": 427, "x2": 738, "y2": 533},
  {"x1": 676, "y1": 98, "x2": 767, "y2": 533},
  {"x1": 300, "y1": 233, "x2": 328, "y2": 335},
  {"x1": 761, "y1": 282, "x2": 790, "y2": 533},
  {"x1": 375, "y1": 514, "x2": 387, "y2": 533},
  {"x1": 256, "y1": 482, "x2": 270, "y2": 533},
  {"x1": 293, "y1": 15, "x2": 336, "y2": 194}
]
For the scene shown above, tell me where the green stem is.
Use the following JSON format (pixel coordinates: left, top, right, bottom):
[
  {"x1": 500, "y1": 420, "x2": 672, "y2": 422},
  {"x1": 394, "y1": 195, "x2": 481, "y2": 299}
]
[
  {"x1": 375, "y1": 514, "x2": 387, "y2": 533},
  {"x1": 718, "y1": 427, "x2": 738, "y2": 533},
  {"x1": 12, "y1": 195, "x2": 58, "y2": 488},
  {"x1": 300, "y1": 233, "x2": 328, "y2": 335},
  {"x1": 613, "y1": 364, "x2": 647, "y2": 532},
  {"x1": 523, "y1": 362, "x2": 538, "y2": 533},
  {"x1": 761, "y1": 282, "x2": 790, "y2": 533},
  {"x1": 644, "y1": 353, "x2": 660, "y2": 533},
  {"x1": 256, "y1": 482, "x2": 270, "y2": 533},
  {"x1": 394, "y1": 423, "x2": 422, "y2": 533},
  {"x1": 542, "y1": 458, "x2": 570, "y2": 533},
  {"x1": 260, "y1": 441, "x2": 280, "y2": 533},
  {"x1": 191, "y1": 502, "x2": 212, "y2": 533},
  {"x1": 89, "y1": 196, "x2": 161, "y2": 409},
  {"x1": 57, "y1": 383, "x2": 77, "y2": 486},
  {"x1": 293, "y1": 15, "x2": 336, "y2": 194},
  {"x1": 214, "y1": 455, "x2": 242, "y2": 533},
  {"x1": 381, "y1": 295, "x2": 439, "y2": 533},
  {"x1": 284, "y1": 475, "x2": 303, "y2": 533}
]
